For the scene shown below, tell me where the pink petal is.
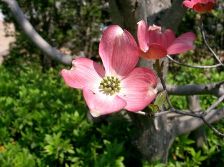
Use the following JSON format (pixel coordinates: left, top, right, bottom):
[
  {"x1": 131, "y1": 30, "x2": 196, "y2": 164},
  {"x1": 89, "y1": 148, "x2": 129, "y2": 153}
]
[
  {"x1": 119, "y1": 67, "x2": 157, "y2": 112},
  {"x1": 137, "y1": 20, "x2": 149, "y2": 52},
  {"x1": 163, "y1": 29, "x2": 176, "y2": 49},
  {"x1": 83, "y1": 88, "x2": 127, "y2": 117},
  {"x1": 141, "y1": 43, "x2": 167, "y2": 59},
  {"x1": 61, "y1": 58, "x2": 105, "y2": 90},
  {"x1": 167, "y1": 32, "x2": 196, "y2": 55},
  {"x1": 148, "y1": 27, "x2": 175, "y2": 50},
  {"x1": 99, "y1": 25, "x2": 140, "y2": 78},
  {"x1": 147, "y1": 25, "x2": 163, "y2": 45},
  {"x1": 183, "y1": 1, "x2": 194, "y2": 8}
]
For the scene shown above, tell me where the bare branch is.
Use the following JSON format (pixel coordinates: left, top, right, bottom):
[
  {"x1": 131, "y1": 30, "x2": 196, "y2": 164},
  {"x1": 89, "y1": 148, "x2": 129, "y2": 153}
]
[
  {"x1": 157, "y1": 82, "x2": 224, "y2": 97},
  {"x1": 2, "y1": 0, "x2": 72, "y2": 65},
  {"x1": 175, "y1": 107, "x2": 224, "y2": 137},
  {"x1": 167, "y1": 55, "x2": 222, "y2": 69},
  {"x1": 135, "y1": 95, "x2": 224, "y2": 137},
  {"x1": 200, "y1": 19, "x2": 224, "y2": 66},
  {"x1": 205, "y1": 95, "x2": 224, "y2": 113},
  {"x1": 200, "y1": 116, "x2": 224, "y2": 137},
  {"x1": 175, "y1": 103, "x2": 224, "y2": 135},
  {"x1": 134, "y1": 110, "x2": 171, "y2": 117}
]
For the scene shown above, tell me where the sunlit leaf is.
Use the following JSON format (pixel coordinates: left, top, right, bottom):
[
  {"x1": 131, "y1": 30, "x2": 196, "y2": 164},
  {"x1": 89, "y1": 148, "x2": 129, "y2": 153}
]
[{"x1": 154, "y1": 90, "x2": 169, "y2": 110}]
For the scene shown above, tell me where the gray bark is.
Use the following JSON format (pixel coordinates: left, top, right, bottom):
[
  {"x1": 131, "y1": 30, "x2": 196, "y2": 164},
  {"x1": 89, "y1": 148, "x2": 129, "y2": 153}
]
[
  {"x1": 109, "y1": 0, "x2": 224, "y2": 163},
  {"x1": 188, "y1": 96, "x2": 206, "y2": 148},
  {"x1": 163, "y1": 82, "x2": 224, "y2": 97},
  {"x1": 176, "y1": 107, "x2": 224, "y2": 135},
  {"x1": 132, "y1": 114, "x2": 176, "y2": 162},
  {"x1": 109, "y1": 0, "x2": 187, "y2": 163}
]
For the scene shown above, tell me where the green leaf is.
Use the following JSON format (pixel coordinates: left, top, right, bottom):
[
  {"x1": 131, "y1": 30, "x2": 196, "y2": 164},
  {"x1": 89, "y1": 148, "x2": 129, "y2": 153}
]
[{"x1": 154, "y1": 91, "x2": 169, "y2": 110}]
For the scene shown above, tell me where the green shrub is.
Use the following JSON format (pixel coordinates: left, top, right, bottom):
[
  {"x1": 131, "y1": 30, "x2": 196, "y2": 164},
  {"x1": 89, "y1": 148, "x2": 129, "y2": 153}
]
[{"x1": 0, "y1": 63, "x2": 134, "y2": 166}]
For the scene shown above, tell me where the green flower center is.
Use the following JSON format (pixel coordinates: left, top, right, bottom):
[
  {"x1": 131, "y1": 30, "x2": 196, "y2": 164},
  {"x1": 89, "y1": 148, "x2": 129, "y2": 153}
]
[{"x1": 99, "y1": 76, "x2": 121, "y2": 96}]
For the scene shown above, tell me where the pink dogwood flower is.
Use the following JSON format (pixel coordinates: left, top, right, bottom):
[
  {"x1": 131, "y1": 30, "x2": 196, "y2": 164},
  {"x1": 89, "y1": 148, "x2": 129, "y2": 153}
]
[
  {"x1": 61, "y1": 25, "x2": 157, "y2": 117},
  {"x1": 183, "y1": 0, "x2": 216, "y2": 13},
  {"x1": 137, "y1": 20, "x2": 196, "y2": 59}
]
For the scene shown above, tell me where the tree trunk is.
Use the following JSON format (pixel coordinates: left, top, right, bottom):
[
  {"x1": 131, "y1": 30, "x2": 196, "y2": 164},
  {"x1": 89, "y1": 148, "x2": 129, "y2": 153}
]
[
  {"x1": 131, "y1": 114, "x2": 176, "y2": 162},
  {"x1": 109, "y1": 0, "x2": 186, "y2": 163}
]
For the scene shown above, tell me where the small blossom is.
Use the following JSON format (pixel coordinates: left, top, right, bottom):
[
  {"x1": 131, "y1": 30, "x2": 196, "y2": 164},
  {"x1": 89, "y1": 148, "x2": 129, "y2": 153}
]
[
  {"x1": 61, "y1": 25, "x2": 157, "y2": 117},
  {"x1": 137, "y1": 20, "x2": 196, "y2": 59},
  {"x1": 183, "y1": 0, "x2": 216, "y2": 13}
]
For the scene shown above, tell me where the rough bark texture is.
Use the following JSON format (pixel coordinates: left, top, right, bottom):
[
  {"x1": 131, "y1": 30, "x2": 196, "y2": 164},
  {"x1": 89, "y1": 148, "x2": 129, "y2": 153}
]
[
  {"x1": 131, "y1": 114, "x2": 176, "y2": 162},
  {"x1": 187, "y1": 96, "x2": 206, "y2": 148},
  {"x1": 109, "y1": 0, "x2": 186, "y2": 163},
  {"x1": 164, "y1": 82, "x2": 224, "y2": 97}
]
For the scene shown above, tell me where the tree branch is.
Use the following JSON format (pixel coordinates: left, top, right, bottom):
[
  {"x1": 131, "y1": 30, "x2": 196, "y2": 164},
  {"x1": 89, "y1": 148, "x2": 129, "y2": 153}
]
[
  {"x1": 167, "y1": 55, "x2": 222, "y2": 69},
  {"x1": 173, "y1": 95, "x2": 224, "y2": 137},
  {"x1": 175, "y1": 107, "x2": 224, "y2": 136},
  {"x1": 200, "y1": 17, "x2": 224, "y2": 66},
  {"x1": 205, "y1": 95, "x2": 224, "y2": 113},
  {"x1": 157, "y1": 82, "x2": 224, "y2": 97},
  {"x1": 187, "y1": 96, "x2": 206, "y2": 147},
  {"x1": 2, "y1": 0, "x2": 72, "y2": 65}
]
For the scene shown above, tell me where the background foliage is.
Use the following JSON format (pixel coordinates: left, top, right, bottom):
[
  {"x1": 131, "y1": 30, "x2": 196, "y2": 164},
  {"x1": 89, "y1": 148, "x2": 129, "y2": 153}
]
[{"x1": 0, "y1": 0, "x2": 224, "y2": 166}]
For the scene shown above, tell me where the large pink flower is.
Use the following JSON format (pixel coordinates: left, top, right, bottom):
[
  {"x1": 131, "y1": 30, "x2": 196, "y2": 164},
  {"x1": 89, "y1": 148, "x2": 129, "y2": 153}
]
[
  {"x1": 137, "y1": 20, "x2": 196, "y2": 59},
  {"x1": 183, "y1": 0, "x2": 216, "y2": 13},
  {"x1": 61, "y1": 25, "x2": 157, "y2": 117}
]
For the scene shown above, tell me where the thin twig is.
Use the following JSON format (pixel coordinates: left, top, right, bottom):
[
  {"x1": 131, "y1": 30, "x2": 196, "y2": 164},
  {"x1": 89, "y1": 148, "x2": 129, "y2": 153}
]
[
  {"x1": 173, "y1": 109, "x2": 202, "y2": 118},
  {"x1": 205, "y1": 95, "x2": 224, "y2": 113},
  {"x1": 167, "y1": 55, "x2": 222, "y2": 69},
  {"x1": 201, "y1": 117, "x2": 224, "y2": 138},
  {"x1": 173, "y1": 109, "x2": 224, "y2": 138},
  {"x1": 200, "y1": 18, "x2": 224, "y2": 66},
  {"x1": 135, "y1": 103, "x2": 222, "y2": 135},
  {"x1": 135, "y1": 110, "x2": 170, "y2": 117}
]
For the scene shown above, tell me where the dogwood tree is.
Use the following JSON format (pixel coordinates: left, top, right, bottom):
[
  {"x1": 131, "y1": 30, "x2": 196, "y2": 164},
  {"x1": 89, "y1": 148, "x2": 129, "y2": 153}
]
[{"x1": 2, "y1": 0, "x2": 223, "y2": 163}]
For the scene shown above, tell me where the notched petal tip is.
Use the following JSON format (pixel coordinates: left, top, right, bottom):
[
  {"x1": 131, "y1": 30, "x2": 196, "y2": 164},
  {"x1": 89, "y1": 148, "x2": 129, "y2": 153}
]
[
  {"x1": 60, "y1": 69, "x2": 68, "y2": 81},
  {"x1": 83, "y1": 88, "x2": 127, "y2": 117},
  {"x1": 147, "y1": 86, "x2": 158, "y2": 97},
  {"x1": 148, "y1": 24, "x2": 161, "y2": 31},
  {"x1": 61, "y1": 58, "x2": 104, "y2": 90},
  {"x1": 137, "y1": 20, "x2": 146, "y2": 25},
  {"x1": 115, "y1": 26, "x2": 124, "y2": 36},
  {"x1": 104, "y1": 25, "x2": 124, "y2": 36},
  {"x1": 60, "y1": 68, "x2": 80, "y2": 89},
  {"x1": 90, "y1": 110, "x2": 101, "y2": 117},
  {"x1": 183, "y1": 1, "x2": 194, "y2": 8}
]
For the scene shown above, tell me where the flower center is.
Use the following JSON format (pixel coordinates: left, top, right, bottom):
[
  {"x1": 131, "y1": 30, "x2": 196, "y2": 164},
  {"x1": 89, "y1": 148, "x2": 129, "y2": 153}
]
[{"x1": 99, "y1": 76, "x2": 121, "y2": 96}]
